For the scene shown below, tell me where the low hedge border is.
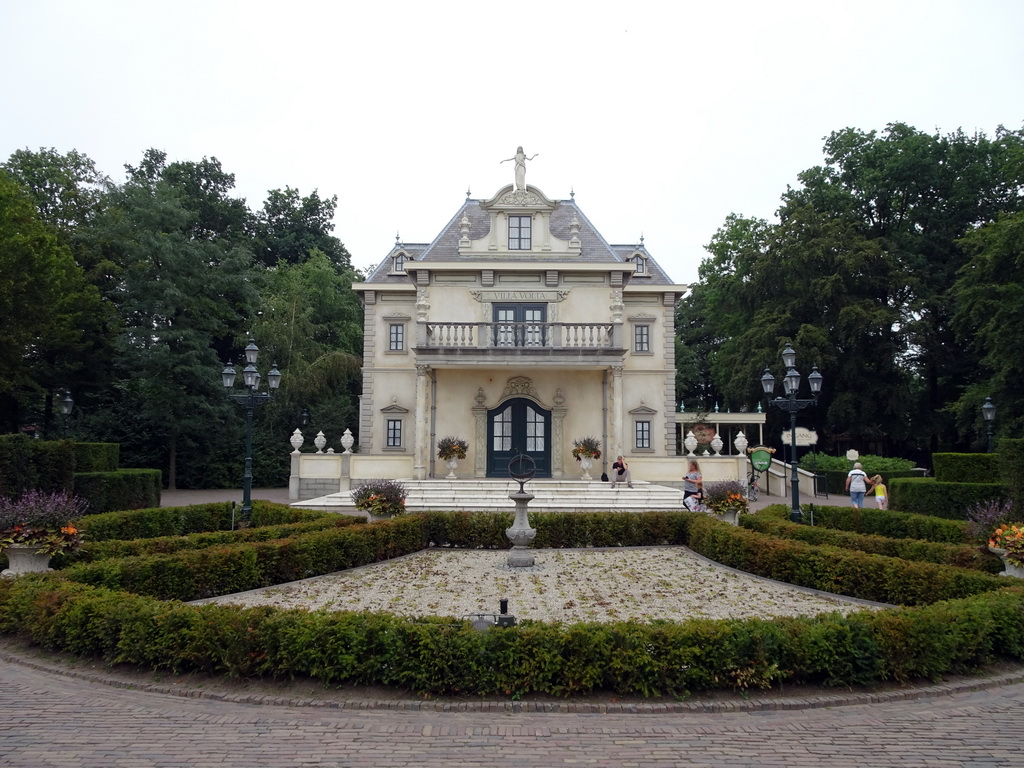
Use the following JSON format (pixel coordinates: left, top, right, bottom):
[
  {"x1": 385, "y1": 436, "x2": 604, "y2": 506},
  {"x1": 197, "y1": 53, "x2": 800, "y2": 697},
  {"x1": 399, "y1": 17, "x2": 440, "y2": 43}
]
[
  {"x1": 687, "y1": 515, "x2": 1007, "y2": 606},
  {"x1": 741, "y1": 507, "x2": 1002, "y2": 574},
  {"x1": 801, "y1": 504, "x2": 973, "y2": 544},
  {"x1": 889, "y1": 477, "x2": 1005, "y2": 520},
  {"x1": 1, "y1": 509, "x2": 1023, "y2": 698}
]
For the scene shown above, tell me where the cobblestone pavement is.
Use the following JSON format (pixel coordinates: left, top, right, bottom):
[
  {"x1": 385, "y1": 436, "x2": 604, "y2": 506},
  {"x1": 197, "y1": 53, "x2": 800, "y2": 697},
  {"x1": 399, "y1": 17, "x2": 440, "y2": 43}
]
[{"x1": 2, "y1": 646, "x2": 1023, "y2": 768}]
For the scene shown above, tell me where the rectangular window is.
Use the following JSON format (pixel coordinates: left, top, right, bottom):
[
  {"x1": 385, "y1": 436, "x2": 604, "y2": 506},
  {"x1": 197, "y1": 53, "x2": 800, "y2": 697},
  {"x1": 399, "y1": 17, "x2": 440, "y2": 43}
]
[
  {"x1": 386, "y1": 419, "x2": 402, "y2": 448},
  {"x1": 635, "y1": 421, "x2": 651, "y2": 449},
  {"x1": 389, "y1": 323, "x2": 404, "y2": 351},
  {"x1": 634, "y1": 325, "x2": 650, "y2": 352},
  {"x1": 508, "y1": 215, "x2": 532, "y2": 250}
]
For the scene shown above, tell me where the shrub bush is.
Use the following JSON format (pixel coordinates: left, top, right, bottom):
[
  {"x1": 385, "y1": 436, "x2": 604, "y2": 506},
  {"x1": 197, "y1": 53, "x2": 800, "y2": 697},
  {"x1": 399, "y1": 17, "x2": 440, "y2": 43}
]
[
  {"x1": 73, "y1": 469, "x2": 162, "y2": 513},
  {"x1": 998, "y1": 439, "x2": 1024, "y2": 518},
  {"x1": 0, "y1": 434, "x2": 76, "y2": 496},
  {"x1": 889, "y1": 477, "x2": 1006, "y2": 519},
  {"x1": 742, "y1": 507, "x2": 1001, "y2": 574},
  {"x1": 801, "y1": 504, "x2": 973, "y2": 543},
  {"x1": 2, "y1": 506, "x2": 1024, "y2": 698},
  {"x1": 932, "y1": 453, "x2": 1001, "y2": 483}
]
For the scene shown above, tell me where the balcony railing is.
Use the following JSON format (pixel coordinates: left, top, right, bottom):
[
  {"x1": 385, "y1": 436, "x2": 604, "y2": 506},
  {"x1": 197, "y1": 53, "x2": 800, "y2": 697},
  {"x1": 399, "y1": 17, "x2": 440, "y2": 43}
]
[{"x1": 421, "y1": 322, "x2": 617, "y2": 350}]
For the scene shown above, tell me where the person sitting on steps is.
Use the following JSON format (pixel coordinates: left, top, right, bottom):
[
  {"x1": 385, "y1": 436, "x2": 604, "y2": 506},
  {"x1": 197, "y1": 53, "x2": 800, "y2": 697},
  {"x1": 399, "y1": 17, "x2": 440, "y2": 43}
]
[{"x1": 610, "y1": 456, "x2": 633, "y2": 488}]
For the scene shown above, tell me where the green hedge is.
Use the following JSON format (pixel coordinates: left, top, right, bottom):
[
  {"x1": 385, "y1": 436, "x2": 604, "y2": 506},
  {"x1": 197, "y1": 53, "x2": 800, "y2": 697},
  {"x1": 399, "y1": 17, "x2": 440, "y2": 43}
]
[
  {"x1": 2, "y1": 507, "x2": 1024, "y2": 698},
  {"x1": 802, "y1": 504, "x2": 973, "y2": 543},
  {"x1": 73, "y1": 443, "x2": 119, "y2": 473},
  {"x1": 932, "y1": 453, "x2": 1001, "y2": 483},
  {"x1": 998, "y1": 439, "x2": 1024, "y2": 517},
  {"x1": 0, "y1": 434, "x2": 76, "y2": 496},
  {"x1": 72, "y1": 469, "x2": 162, "y2": 514},
  {"x1": 61, "y1": 515, "x2": 428, "y2": 601},
  {"x1": 687, "y1": 515, "x2": 1006, "y2": 606},
  {"x1": 889, "y1": 477, "x2": 1006, "y2": 519},
  {"x1": 741, "y1": 507, "x2": 1001, "y2": 574},
  {"x1": 77, "y1": 501, "x2": 329, "y2": 542}
]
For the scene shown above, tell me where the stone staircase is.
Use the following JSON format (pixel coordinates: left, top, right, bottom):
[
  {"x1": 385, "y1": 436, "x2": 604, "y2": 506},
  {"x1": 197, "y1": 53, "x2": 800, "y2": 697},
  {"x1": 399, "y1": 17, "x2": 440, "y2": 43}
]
[{"x1": 294, "y1": 479, "x2": 687, "y2": 515}]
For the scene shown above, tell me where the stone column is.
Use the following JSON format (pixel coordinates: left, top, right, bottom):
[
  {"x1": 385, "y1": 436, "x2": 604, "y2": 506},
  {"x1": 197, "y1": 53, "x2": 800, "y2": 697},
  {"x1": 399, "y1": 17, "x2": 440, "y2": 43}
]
[
  {"x1": 551, "y1": 388, "x2": 567, "y2": 479},
  {"x1": 414, "y1": 364, "x2": 431, "y2": 480},
  {"x1": 472, "y1": 388, "x2": 488, "y2": 478},
  {"x1": 609, "y1": 365, "x2": 624, "y2": 457}
]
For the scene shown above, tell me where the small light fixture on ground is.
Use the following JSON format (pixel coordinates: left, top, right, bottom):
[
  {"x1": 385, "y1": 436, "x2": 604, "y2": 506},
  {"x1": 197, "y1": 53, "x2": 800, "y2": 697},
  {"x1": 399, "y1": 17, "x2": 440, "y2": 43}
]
[
  {"x1": 982, "y1": 397, "x2": 996, "y2": 453},
  {"x1": 761, "y1": 345, "x2": 822, "y2": 524},
  {"x1": 222, "y1": 340, "x2": 281, "y2": 524}
]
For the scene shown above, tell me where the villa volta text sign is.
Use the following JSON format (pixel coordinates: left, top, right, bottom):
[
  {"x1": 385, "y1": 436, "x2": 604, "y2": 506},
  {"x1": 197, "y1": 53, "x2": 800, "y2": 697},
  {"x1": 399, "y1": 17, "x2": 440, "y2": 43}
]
[{"x1": 781, "y1": 427, "x2": 818, "y2": 446}]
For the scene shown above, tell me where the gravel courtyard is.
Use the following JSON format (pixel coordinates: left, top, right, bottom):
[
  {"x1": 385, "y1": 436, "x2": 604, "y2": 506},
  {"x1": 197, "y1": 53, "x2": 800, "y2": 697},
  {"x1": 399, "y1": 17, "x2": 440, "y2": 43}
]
[{"x1": 198, "y1": 546, "x2": 884, "y2": 623}]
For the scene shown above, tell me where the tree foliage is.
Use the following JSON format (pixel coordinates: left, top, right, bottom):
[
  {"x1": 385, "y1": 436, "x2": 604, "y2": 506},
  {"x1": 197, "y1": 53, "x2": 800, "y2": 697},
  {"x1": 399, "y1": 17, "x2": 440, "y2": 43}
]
[
  {"x1": 678, "y1": 123, "x2": 1024, "y2": 456},
  {"x1": 2, "y1": 147, "x2": 364, "y2": 489}
]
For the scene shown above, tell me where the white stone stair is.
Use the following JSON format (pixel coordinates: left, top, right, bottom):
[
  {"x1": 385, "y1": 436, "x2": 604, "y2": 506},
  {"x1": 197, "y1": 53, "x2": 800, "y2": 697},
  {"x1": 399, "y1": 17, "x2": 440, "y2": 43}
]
[{"x1": 294, "y1": 479, "x2": 686, "y2": 515}]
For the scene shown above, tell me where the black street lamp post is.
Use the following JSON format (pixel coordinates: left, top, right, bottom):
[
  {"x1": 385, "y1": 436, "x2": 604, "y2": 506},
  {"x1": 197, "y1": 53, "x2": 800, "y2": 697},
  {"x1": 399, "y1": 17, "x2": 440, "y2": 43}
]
[
  {"x1": 760, "y1": 345, "x2": 823, "y2": 524},
  {"x1": 58, "y1": 392, "x2": 74, "y2": 438},
  {"x1": 222, "y1": 340, "x2": 281, "y2": 525},
  {"x1": 982, "y1": 397, "x2": 997, "y2": 453}
]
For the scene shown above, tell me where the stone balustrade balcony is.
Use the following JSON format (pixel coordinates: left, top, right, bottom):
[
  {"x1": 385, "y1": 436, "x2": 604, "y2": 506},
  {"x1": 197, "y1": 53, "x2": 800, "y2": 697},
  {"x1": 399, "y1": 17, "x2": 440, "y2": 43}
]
[{"x1": 415, "y1": 321, "x2": 624, "y2": 366}]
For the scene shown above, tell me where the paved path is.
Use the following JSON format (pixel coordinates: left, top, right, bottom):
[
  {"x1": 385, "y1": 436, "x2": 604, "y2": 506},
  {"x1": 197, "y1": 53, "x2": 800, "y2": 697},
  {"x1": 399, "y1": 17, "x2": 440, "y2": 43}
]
[{"x1": 2, "y1": 645, "x2": 1023, "y2": 767}]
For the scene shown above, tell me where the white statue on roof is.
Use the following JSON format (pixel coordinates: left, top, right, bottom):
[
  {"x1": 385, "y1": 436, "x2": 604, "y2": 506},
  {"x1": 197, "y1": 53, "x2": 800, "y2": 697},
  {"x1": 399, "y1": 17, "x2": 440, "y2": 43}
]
[{"x1": 500, "y1": 146, "x2": 538, "y2": 191}]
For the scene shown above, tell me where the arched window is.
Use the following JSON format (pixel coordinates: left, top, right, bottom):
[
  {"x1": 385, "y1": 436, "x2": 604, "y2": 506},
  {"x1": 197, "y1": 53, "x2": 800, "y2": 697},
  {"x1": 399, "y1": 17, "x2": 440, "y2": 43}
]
[
  {"x1": 631, "y1": 253, "x2": 647, "y2": 275},
  {"x1": 392, "y1": 252, "x2": 406, "y2": 273}
]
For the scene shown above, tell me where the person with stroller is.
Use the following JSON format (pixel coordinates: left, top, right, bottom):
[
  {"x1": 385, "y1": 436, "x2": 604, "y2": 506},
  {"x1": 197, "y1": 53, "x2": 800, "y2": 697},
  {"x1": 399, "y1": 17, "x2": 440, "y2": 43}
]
[{"x1": 683, "y1": 460, "x2": 703, "y2": 511}]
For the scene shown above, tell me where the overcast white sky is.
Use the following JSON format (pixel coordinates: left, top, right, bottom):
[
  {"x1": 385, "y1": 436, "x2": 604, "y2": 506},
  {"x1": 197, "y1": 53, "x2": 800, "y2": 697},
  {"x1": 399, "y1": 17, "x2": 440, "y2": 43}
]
[{"x1": 3, "y1": 1, "x2": 1022, "y2": 283}]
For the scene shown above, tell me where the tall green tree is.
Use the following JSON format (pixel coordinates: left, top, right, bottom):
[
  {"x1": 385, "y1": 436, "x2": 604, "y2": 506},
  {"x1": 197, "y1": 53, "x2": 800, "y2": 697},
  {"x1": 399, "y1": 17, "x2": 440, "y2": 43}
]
[
  {"x1": 86, "y1": 166, "x2": 258, "y2": 488},
  {"x1": 254, "y1": 187, "x2": 351, "y2": 267},
  {"x1": 0, "y1": 172, "x2": 104, "y2": 433}
]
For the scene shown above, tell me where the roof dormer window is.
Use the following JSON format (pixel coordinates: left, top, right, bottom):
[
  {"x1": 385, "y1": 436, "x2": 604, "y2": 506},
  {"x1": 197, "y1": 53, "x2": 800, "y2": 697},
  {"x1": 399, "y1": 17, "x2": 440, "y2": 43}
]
[
  {"x1": 509, "y1": 215, "x2": 532, "y2": 250},
  {"x1": 631, "y1": 253, "x2": 648, "y2": 275},
  {"x1": 391, "y1": 252, "x2": 407, "y2": 273}
]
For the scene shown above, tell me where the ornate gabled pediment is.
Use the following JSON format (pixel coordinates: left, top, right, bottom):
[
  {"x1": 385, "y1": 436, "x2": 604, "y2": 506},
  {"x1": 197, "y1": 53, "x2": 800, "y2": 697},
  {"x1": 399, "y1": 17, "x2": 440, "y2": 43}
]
[{"x1": 480, "y1": 184, "x2": 557, "y2": 212}]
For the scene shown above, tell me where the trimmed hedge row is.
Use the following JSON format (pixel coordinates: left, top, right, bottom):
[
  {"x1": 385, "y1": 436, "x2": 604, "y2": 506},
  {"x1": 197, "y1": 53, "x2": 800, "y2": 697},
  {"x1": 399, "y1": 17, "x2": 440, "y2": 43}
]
[
  {"x1": 2, "y1": 567, "x2": 1023, "y2": 696},
  {"x1": 802, "y1": 504, "x2": 973, "y2": 544},
  {"x1": 0, "y1": 434, "x2": 76, "y2": 495},
  {"x1": 742, "y1": 507, "x2": 1001, "y2": 574},
  {"x1": 888, "y1": 477, "x2": 1005, "y2": 520},
  {"x1": 687, "y1": 515, "x2": 1007, "y2": 606},
  {"x1": 61, "y1": 515, "x2": 427, "y2": 601},
  {"x1": 73, "y1": 469, "x2": 162, "y2": 514},
  {"x1": 932, "y1": 453, "x2": 1001, "y2": 483},
  {"x1": 77, "y1": 501, "x2": 327, "y2": 541},
  {"x1": 2, "y1": 508, "x2": 1024, "y2": 697},
  {"x1": 63, "y1": 515, "x2": 363, "y2": 564},
  {"x1": 998, "y1": 439, "x2": 1024, "y2": 517}
]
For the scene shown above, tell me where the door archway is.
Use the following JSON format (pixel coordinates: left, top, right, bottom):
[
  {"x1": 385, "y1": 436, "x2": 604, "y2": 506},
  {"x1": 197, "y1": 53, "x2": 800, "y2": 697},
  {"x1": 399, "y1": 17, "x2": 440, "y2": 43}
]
[{"x1": 486, "y1": 397, "x2": 551, "y2": 478}]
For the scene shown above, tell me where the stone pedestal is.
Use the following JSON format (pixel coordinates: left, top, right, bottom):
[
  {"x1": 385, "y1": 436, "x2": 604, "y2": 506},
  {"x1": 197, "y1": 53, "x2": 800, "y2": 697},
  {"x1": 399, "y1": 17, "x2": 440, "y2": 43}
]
[{"x1": 506, "y1": 490, "x2": 537, "y2": 567}]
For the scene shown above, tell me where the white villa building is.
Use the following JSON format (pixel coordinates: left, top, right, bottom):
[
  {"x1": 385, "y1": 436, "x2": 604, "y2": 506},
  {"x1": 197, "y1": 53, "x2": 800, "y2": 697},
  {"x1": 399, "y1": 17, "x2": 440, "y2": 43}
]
[{"x1": 290, "y1": 153, "x2": 771, "y2": 508}]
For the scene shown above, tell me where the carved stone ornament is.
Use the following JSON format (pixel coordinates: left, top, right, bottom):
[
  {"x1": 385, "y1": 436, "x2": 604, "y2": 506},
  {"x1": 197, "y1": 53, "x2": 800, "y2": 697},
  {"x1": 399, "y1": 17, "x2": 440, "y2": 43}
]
[
  {"x1": 503, "y1": 376, "x2": 538, "y2": 398},
  {"x1": 497, "y1": 189, "x2": 543, "y2": 207}
]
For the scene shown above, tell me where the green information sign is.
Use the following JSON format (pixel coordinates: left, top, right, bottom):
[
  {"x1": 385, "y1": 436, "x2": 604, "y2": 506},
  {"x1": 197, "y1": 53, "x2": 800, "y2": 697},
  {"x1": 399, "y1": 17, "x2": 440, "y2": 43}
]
[{"x1": 749, "y1": 447, "x2": 773, "y2": 472}]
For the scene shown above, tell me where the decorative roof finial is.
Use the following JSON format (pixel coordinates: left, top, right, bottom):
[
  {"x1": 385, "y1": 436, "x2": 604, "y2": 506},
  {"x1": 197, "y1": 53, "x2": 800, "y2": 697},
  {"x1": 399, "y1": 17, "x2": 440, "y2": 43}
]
[
  {"x1": 466, "y1": 186, "x2": 471, "y2": 199},
  {"x1": 570, "y1": 187, "x2": 575, "y2": 199}
]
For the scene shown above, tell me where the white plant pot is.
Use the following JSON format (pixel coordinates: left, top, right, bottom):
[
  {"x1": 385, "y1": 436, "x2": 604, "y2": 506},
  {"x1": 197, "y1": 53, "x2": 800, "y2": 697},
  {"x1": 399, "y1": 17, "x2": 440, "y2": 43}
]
[
  {"x1": 989, "y1": 546, "x2": 1024, "y2": 578},
  {"x1": 579, "y1": 455, "x2": 594, "y2": 481},
  {"x1": 1, "y1": 545, "x2": 53, "y2": 577},
  {"x1": 445, "y1": 457, "x2": 459, "y2": 479}
]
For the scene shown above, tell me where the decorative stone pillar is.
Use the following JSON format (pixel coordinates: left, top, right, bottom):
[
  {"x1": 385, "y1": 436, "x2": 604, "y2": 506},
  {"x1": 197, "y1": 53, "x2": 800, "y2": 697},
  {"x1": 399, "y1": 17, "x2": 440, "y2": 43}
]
[
  {"x1": 288, "y1": 429, "x2": 303, "y2": 500},
  {"x1": 414, "y1": 364, "x2": 431, "y2": 480},
  {"x1": 472, "y1": 388, "x2": 488, "y2": 478},
  {"x1": 609, "y1": 366, "x2": 624, "y2": 459},
  {"x1": 551, "y1": 388, "x2": 567, "y2": 479}
]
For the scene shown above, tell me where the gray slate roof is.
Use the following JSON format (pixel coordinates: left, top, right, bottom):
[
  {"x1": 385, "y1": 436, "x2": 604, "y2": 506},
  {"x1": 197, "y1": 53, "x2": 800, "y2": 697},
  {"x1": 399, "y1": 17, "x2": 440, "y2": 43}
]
[{"x1": 364, "y1": 190, "x2": 677, "y2": 286}]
